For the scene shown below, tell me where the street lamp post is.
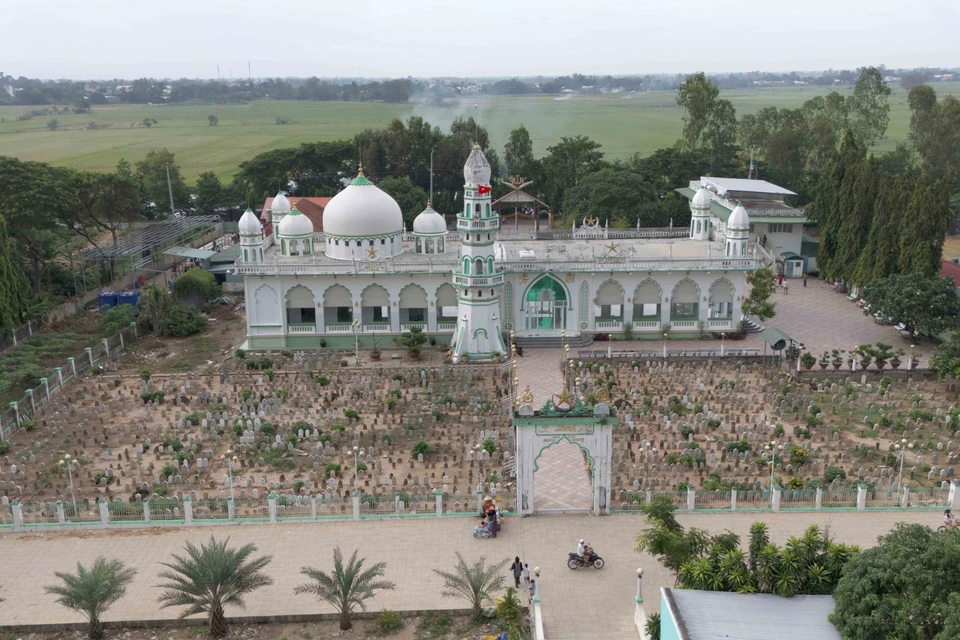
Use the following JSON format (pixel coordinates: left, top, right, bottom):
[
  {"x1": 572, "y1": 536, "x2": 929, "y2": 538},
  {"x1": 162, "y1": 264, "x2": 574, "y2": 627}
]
[
  {"x1": 352, "y1": 319, "x2": 361, "y2": 365},
  {"x1": 353, "y1": 445, "x2": 360, "y2": 487},
  {"x1": 897, "y1": 439, "x2": 913, "y2": 494},
  {"x1": 765, "y1": 441, "x2": 782, "y2": 495},
  {"x1": 222, "y1": 449, "x2": 237, "y2": 501},
  {"x1": 59, "y1": 454, "x2": 78, "y2": 518},
  {"x1": 663, "y1": 332, "x2": 668, "y2": 359},
  {"x1": 720, "y1": 332, "x2": 725, "y2": 357},
  {"x1": 636, "y1": 567, "x2": 644, "y2": 603},
  {"x1": 909, "y1": 343, "x2": 916, "y2": 370}
]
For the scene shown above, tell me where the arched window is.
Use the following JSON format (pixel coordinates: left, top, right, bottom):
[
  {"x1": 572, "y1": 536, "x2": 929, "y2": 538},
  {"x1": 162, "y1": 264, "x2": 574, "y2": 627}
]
[
  {"x1": 243, "y1": 248, "x2": 248, "y2": 262},
  {"x1": 474, "y1": 203, "x2": 481, "y2": 218},
  {"x1": 475, "y1": 258, "x2": 484, "y2": 275}
]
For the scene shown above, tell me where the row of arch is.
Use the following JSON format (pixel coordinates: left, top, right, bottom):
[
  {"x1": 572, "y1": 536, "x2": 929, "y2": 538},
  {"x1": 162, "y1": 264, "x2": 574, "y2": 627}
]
[
  {"x1": 593, "y1": 277, "x2": 734, "y2": 305},
  {"x1": 462, "y1": 256, "x2": 496, "y2": 275}
]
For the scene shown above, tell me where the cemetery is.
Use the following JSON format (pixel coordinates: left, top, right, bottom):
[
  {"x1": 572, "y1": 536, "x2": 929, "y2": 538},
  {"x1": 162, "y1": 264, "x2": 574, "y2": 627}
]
[{"x1": 1, "y1": 346, "x2": 958, "y2": 527}]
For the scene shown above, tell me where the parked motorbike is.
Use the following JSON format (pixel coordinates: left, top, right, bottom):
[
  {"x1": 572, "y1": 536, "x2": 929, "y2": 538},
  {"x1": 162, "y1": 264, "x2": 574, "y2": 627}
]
[{"x1": 567, "y1": 552, "x2": 605, "y2": 570}]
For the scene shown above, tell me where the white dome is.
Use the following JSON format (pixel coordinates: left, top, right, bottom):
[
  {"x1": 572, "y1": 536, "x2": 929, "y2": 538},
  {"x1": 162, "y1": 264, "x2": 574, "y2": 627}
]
[
  {"x1": 277, "y1": 207, "x2": 314, "y2": 237},
  {"x1": 463, "y1": 144, "x2": 491, "y2": 186},
  {"x1": 728, "y1": 203, "x2": 750, "y2": 230},
  {"x1": 322, "y1": 173, "x2": 403, "y2": 238},
  {"x1": 238, "y1": 208, "x2": 262, "y2": 235},
  {"x1": 271, "y1": 192, "x2": 291, "y2": 214},
  {"x1": 692, "y1": 186, "x2": 712, "y2": 210},
  {"x1": 413, "y1": 204, "x2": 447, "y2": 234}
]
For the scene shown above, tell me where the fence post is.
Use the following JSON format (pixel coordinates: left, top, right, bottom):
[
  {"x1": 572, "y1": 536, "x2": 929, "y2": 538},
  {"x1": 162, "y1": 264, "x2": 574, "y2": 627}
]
[
  {"x1": 41, "y1": 378, "x2": 49, "y2": 402},
  {"x1": 687, "y1": 488, "x2": 696, "y2": 512},
  {"x1": 131, "y1": 321, "x2": 138, "y2": 339},
  {"x1": 268, "y1": 493, "x2": 277, "y2": 523},
  {"x1": 118, "y1": 330, "x2": 124, "y2": 351},
  {"x1": 352, "y1": 492, "x2": 361, "y2": 521},
  {"x1": 143, "y1": 500, "x2": 151, "y2": 524},
  {"x1": 227, "y1": 496, "x2": 236, "y2": 521},
  {"x1": 772, "y1": 488, "x2": 781, "y2": 512},
  {"x1": 645, "y1": 489, "x2": 652, "y2": 506},
  {"x1": 86, "y1": 348, "x2": 93, "y2": 368},
  {"x1": 98, "y1": 498, "x2": 109, "y2": 527},
  {"x1": 69, "y1": 357, "x2": 77, "y2": 379},
  {"x1": 102, "y1": 338, "x2": 109, "y2": 358},
  {"x1": 476, "y1": 490, "x2": 483, "y2": 514},
  {"x1": 183, "y1": 496, "x2": 193, "y2": 525},
  {"x1": 815, "y1": 487, "x2": 823, "y2": 511},
  {"x1": 9, "y1": 401, "x2": 20, "y2": 427},
  {"x1": 950, "y1": 481, "x2": 958, "y2": 510},
  {"x1": 857, "y1": 486, "x2": 867, "y2": 511},
  {"x1": 435, "y1": 490, "x2": 443, "y2": 517},
  {"x1": 12, "y1": 499, "x2": 23, "y2": 530},
  {"x1": 395, "y1": 494, "x2": 401, "y2": 515},
  {"x1": 26, "y1": 388, "x2": 35, "y2": 413},
  {"x1": 731, "y1": 489, "x2": 737, "y2": 511},
  {"x1": 902, "y1": 486, "x2": 910, "y2": 509},
  {"x1": 56, "y1": 500, "x2": 65, "y2": 525},
  {"x1": 55, "y1": 367, "x2": 63, "y2": 390},
  {"x1": 309, "y1": 495, "x2": 316, "y2": 520}
]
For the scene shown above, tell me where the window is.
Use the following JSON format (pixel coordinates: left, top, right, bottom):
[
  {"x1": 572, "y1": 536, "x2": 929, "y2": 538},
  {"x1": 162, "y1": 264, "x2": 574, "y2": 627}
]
[
  {"x1": 439, "y1": 306, "x2": 458, "y2": 320},
  {"x1": 709, "y1": 302, "x2": 732, "y2": 319},
  {"x1": 635, "y1": 303, "x2": 660, "y2": 318},
  {"x1": 670, "y1": 302, "x2": 698, "y2": 319},
  {"x1": 287, "y1": 307, "x2": 316, "y2": 324},
  {"x1": 372, "y1": 306, "x2": 389, "y2": 322},
  {"x1": 407, "y1": 308, "x2": 425, "y2": 322},
  {"x1": 335, "y1": 307, "x2": 352, "y2": 323},
  {"x1": 769, "y1": 223, "x2": 793, "y2": 233},
  {"x1": 355, "y1": 240, "x2": 361, "y2": 247},
  {"x1": 595, "y1": 304, "x2": 623, "y2": 320}
]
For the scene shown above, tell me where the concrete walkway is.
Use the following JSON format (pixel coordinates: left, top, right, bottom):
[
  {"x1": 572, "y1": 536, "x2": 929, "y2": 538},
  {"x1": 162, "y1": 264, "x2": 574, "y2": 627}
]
[{"x1": 0, "y1": 511, "x2": 938, "y2": 638}]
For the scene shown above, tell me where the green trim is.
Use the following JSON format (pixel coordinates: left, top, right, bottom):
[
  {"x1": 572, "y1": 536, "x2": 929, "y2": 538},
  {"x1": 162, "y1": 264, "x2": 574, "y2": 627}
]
[
  {"x1": 250, "y1": 324, "x2": 282, "y2": 328},
  {"x1": 351, "y1": 175, "x2": 374, "y2": 186},
  {"x1": 326, "y1": 232, "x2": 401, "y2": 240},
  {"x1": 513, "y1": 416, "x2": 605, "y2": 426},
  {"x1": 457, "y1": 298, "x2": 501, "y2": 306}
]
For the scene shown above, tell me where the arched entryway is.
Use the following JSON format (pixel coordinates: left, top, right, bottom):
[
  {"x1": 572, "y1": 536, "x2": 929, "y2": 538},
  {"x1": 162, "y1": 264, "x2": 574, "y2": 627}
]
[
  {"x1": 533, "y1": 438, "x2": 594, "y2": 512},
  {"x1": 522, "y1": 275, "x2": 568, "y2": 334}
]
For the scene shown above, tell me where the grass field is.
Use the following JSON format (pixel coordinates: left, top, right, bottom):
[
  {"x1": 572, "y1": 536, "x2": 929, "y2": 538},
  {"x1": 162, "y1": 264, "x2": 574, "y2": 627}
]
[{"x1": 1, "y1": 83, "x2": 958, "y2": 183}]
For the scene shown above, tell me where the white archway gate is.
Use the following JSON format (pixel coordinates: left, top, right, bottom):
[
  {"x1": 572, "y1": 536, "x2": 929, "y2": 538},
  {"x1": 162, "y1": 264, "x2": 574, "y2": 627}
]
[{"x1": 513, "y1": 400, "x2": 613, "y2": 516}]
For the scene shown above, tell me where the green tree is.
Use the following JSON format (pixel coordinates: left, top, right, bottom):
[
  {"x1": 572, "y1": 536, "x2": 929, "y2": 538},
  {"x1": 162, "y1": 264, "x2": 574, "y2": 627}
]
[
  {"x1": 66, "y1": 169, "x2": 142, "y2": 249},
  {"x1": 676, "y1": 72, "x2": 720, "y2": 151},
  {"x1": 897, "y1": 177, "x2": 952, "y2": 276},
  {"x1": 433, "y1": 552, "x2": 508, "y2": 619},
  {"x1": 171, "y1": 268, "x2": 221, "y2": 303},
  {"x1": 504, "y1": 125, "x2": 538, "y2": 179},
  {"x1": 45, "y1": 557, "x2": 137, "y2": 640},
  {"x1": 644, "y1": 612, "x2": 661, "y2": 640},
  {"x1": 136, "y1": 285, "x2": 174, "y2": 335},
  {"x1": 931, "y1": 333, "x2": 960, "y2": 379},
  {"x1": 635, "y1": 494, "x2": 712, "y2": 583},
  {"x1": 135, "y1": 148, "x2": 189, "y2": 218},
  {"x1": 830, "y1": 523, "x2": 960, "y2": 640},
  {"x1": 540, "y1": 135, "x2": 604, "y2": 210},
  {"x1": 900, "y1": 71, "x2": 928, "y2": 92},
  {"x1": 47, "y1": 118, "x2": 59, "y2": 131},
  {"x1": 399, "y1": 325, "x2": 428, "y2": 358},
  {"x1": 702, "y1": 98, "x2": 739, "y2": 173},
  {"x1": 376, "y1": 176, "x2": 427, "y2": 229},
  {"x1": 0, "y1": 213, "x2": 31, "y2": 337},
  {"x1": 909, "y1": 86, "x2": 960, "y2": 186},
  {"x1": 193, "y1": 171, "x2": 223, "y2": 215},
  {"x1": 207, "y1": 115, "x2": 218, "y2": 126},
  {"x1": 156, "y1": 536, "x2": 273, "y2": 637},
  {"x1": 861, "y1": 273, "x2": 960, "y2": 336},
  {"x1": 847, "y1": 66, "x2": 892, "y2": 147},
  {"x1": 741, "y1": 267, "x2": 776, "y2": 321},
  {"x1": 294, "y1": 547, "x2": 395, "y2": 631},
  {"x1": 561, "y1": 168, "x2": 660, "y2": 227}
]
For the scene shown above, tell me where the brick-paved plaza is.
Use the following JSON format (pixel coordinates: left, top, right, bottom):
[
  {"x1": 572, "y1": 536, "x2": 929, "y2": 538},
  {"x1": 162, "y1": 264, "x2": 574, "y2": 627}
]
[{"x1": 0, "y1": 510, "x2": 939, "y2": 639}]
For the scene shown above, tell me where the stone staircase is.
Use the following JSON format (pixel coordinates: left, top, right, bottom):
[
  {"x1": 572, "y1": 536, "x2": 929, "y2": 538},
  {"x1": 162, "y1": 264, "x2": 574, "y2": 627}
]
[
  {"x1": 514, "y1": 334, "x2": 594, "y2": 349},
  {"x1": 741, "y1": 315, "x2": 765, "y2": 333}
]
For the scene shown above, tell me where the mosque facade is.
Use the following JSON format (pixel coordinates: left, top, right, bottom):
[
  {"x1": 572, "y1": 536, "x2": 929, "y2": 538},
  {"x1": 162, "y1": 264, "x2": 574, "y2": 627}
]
[{"x1": 237, "y1": 145, "x2": 762, "y2": 359}]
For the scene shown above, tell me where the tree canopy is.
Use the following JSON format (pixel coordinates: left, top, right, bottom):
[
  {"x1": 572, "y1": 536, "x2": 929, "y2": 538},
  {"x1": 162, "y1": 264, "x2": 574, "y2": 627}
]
[
  {"x1": 859, "y1": 273, "x2": 960, "y2": 336},
  {"x1": 135, "y1": 148, "x2": 189, "y2": 218},
  {"x1": 561, "y1": 168, "x2": 661, "y2": 227}
]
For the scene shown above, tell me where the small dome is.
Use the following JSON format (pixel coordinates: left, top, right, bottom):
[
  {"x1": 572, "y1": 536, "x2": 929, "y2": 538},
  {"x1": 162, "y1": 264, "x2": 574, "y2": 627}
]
[
  {"x1": 322, "y1": 172, "x2": 403, "y2": 238},
  {"x1": 271, "y1": 192, "x2": 291, "y2": 214},
  {"x1": 692, "y1": 186, "x2": 712, "y2": 210},
  {"x1": 277, "y1": 207, "x2": 314, "y2": 237},
  {"x1": 413, "y1": 203, "x2": 447, "y2": 234},
  {"x1": 463, "y1": 143, "x2": 491, "y2": 186},
  {"x1": 728, "y1": 203, "x2": 750, "y2": 230},
  {"x1": 238, "y1": 208, "x2": 262, "y2": 235}
]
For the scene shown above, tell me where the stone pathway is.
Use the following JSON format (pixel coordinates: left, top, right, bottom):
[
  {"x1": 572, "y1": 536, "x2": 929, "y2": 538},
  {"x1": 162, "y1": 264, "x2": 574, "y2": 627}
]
[
  {"x1": 0, "y1": 511, "x2": 939, "y2": 638},
  {"x1": 533, "y1": 443, "x2": 592, "y2": 511}
]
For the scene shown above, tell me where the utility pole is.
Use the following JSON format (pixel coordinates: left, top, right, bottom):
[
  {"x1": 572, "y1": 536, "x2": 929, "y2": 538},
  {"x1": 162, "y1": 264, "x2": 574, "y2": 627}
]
[{"x1": 165, "y1": 163, "x2": 176, "y2": 218}]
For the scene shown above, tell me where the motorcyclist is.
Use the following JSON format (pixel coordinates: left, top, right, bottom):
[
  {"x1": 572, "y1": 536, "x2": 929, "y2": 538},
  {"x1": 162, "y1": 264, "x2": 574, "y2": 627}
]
[
  {"x1": 577, "y1": 539, "x2": 592, "y2": 566},
  {"x1": 945, "y1": 509, "x2": 957, "y2": 531}
]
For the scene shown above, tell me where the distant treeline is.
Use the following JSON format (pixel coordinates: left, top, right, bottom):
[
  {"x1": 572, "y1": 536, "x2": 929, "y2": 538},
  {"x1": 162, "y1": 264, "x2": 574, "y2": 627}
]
[{"x1": 3, "y1": 66, "x2": 958, "y2": 107}]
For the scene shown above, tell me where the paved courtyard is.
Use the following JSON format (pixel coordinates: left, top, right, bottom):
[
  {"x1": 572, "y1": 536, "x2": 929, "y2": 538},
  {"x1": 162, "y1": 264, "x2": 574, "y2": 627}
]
[{"x1": 0, "y1": 511, "x2": 939, "y2": 639}]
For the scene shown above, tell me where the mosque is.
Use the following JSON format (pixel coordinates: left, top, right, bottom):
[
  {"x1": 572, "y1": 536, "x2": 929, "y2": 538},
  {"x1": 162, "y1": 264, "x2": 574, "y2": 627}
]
[{"x1": 237, "y1": 145, "x2": 777, "y2": 360}]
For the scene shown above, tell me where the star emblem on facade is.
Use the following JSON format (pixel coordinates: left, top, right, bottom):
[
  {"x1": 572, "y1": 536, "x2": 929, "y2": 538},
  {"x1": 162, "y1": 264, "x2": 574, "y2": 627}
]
[
  {"x1": 553, "y1": 388, "x2": 573, "y2": 408},
  {"x1": 605, "y1": 242, "x2": 619, "y2": 255},
  {"x1": 366, "y1": 246, "x2": 378, "y2": 259}
]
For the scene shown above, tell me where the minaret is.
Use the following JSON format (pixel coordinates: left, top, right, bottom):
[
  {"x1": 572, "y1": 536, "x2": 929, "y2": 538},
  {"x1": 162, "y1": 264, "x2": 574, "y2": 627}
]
[
  {"x1": 726, "y1": 203, "x2": 750, "y2": 257},
  {"x1": 270, "y1": 191, "x2": 291, "y2": 236},
  {"x1": 452, "y1": 144, "x2": 506, "y2": 361},
  {"x1": 238, "y1": 207, "x2": 263, "y2": 263},
  {"x1": 690, "y1": 186, "x2": 712, "y2": 241}
]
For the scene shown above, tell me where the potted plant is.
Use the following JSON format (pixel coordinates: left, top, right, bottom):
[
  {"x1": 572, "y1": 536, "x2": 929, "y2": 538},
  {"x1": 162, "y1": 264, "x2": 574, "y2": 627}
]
[
  {"x1": 910, "y1": 350, "x2": 922, "y2": 370},
  {"x1": 801, "y1": 352, "x2": 817, "y2": 370},
  {"x1": 854, "y1": 345, "x2": 874, "y2": 370},
  {"x1": 369, "y1": 338, "x2": 381, "y2": 361},
  {"x1": 818, "y1": 351, "x2": 830, "y2": 370},
  {"x1": 890, "y1": 348, "x2": 904, "y2": 369},
  {"x1": 873, "y1": 342, "x2": 893, "y2": 370},
  {"x1": 831, "y1": 349, "x2": 844, "y2": 370},
  {"x1": 400, "y1": 326, "x2": 427, "y2": 360}
]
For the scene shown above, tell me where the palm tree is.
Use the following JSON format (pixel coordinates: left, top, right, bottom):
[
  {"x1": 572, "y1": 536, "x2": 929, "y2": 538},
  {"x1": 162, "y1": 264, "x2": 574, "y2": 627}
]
[
  {"x1": 45, "y1": 557, "x2": 137, "y2": 639},
  {"x1": 294, "y1": 547, "x2": 395, "y2": 631},
  {"x1": 748, "y1": 522, "x2": 769, "y2": 574},
  {"x1": 644, "y1": 612, "x2": 661, "y2": 640},
  {"x1": 433, "y1": 552, "x2": 508, "y2": 619},
  {"x1": 156, "y1": 536, "x2": 273, "y2": 637}
]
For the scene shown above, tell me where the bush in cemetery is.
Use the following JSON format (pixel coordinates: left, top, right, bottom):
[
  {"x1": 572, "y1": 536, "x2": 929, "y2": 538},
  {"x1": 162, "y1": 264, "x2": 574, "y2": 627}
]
[
  {"x1": 140, "y1": 391, "x2": 165, "y2": 404},
  {"x1": 788, "y1": 446, "x2": 810, "y2": 466},
  {"x1": 333, "y1": 423, "x2": 346, "y2": 432},
  {"x1": 157, "y1": 536, "x2": 273, "y2": 637},
  {"x1": 315, "y1": 375, "x2": 330, "y2": 386},
  {"x1": 186, "y1": 412, "x2": 201, "y2": 426},
  {"x1": 356, "y1": 462, "x2": 368, "y2": 472},
  {"x1": 412, "y1": 441, "x2": 432, "y2": 457},
  {"x1": 0, "y1": 441, "x2": 10, "y2": 455},
  {"x1": 139, "y1": 369, "x2": 152, "y2": 383},
  {"x1": 679, "y1": 424, "x2": 694, "y2": 438},
  {"x1": 159, "y1": 304, "x2": 206, "y2": 338},
  {"x1": 100, "y1": 304, "x2": 136, "y2": 336},
  {"x1": 324, "y1": 463, "x2": 341, "y2": 476},
  {"x1": 232, "y1": 423, "x2": 242, "y2": 437},
  {"x1": 344, "y1": 408, "x2": 359, "y2": 419},
  {"x1": 482, "y1": 437, "x2": 496, "y2": 454},
  {"x1": 377, "y1": 609, "x2": 404, "y2": 634},
  {"x1": 44, "y1": 557, "x2": 137, "y2": 640},
  {"x1": 706, "y1": 418, "x2": 721, "y2": 428},
  {"x1": 233, "y1": 348, "x2": 245, "y2": 359},
  {"x1": 161, "y1": 464, "x2": 176, "y2": 479},
  {"x1": 240, "y1": 389, "x2": 252, "y2": 401},
  {"x1": 259, "y1": 422, "x2": 276, "y2": 438},
  {"x1": 726, "y1": 440, "x2": 750, "y2": 453},
  {"x1": 295, "y1": 547, "x2": 396, "y2": 631},
  {"x1": 264, "y1": 369, "x2": 275, "y2": 382},
  {"x1": 824, "y1": 466, "x2": 846, "y2": 483}
]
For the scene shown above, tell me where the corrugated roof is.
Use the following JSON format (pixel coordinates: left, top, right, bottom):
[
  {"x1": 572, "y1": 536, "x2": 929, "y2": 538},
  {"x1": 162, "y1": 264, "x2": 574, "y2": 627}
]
[
  {"x1": 665, "y1": 588, "x2": 841, "y2": 640},
  {"x1": 162, "y1": 246, "x2": 218, "y2": 259},
  {"x1": 260, "y1": 197, "x2": 332, "y2": 233},
  {"x1": 676, "y1": 188, "x2": 807, "y2": 223},
  {"x1": 701, "y1": 177, "x2": 797, "y2": 197}
]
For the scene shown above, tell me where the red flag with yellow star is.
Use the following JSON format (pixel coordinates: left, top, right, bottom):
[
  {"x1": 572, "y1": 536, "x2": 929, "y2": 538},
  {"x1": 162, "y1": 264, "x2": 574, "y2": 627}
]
[{"x1": 478, "y1": 185, "x2": 491, "y2": 195}]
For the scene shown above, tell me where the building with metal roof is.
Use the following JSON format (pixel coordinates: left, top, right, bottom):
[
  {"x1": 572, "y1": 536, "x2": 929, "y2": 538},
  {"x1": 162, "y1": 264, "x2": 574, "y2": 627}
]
[
  {"x1": 659, "y1": 588, "x2": 841, "y2": 640},
  {"x1": 676, "y1": 176, "x2": 808, "y2": 278}
]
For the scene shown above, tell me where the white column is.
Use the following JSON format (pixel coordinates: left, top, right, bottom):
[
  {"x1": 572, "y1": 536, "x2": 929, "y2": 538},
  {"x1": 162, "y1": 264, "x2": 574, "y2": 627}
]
[
  {"x1": 143, "y1": 501, "x2": 151, "y2": 524},
  {"x1": 352, "y1": 492, "x2": 361, "y2": 520},
  {"x1": 98, "y1": 498, "x2": 109, "y2": 527},
  {"x1": 815, "y1": 487, "x2": 823, "y2": 511},
  {"x1": 428, "y1": 303, "x2": 438, "y2": 333},
  {"x1": 268, "y1": 493, "x2": 278, "y2": 522},
  {"x1": 949, "y1": 482, "x2": 958, "y2": 510},
  {"x1": 772, "y1": 488, "x2": 781, "y2": 512},
  {"x1": 56, "y1": 500, "x2": 65, "y2": 525},
  {"x1": 435, "y1": 490, "x2": 443, "y2": 517},
  {"x1": 731, "y1": 489, "x2": 737, "y2": 511},
  {"x1": 310, "y1": 495, "x2": 317, "y2": 520},
  {"x1": 228, "y1": 496, "x2": 236, "y2": 520},
  {"x1": 12, "y1": 500, "x2": 23, "y2": 529},
  {"x1": 183, "y1": 496, "x2": 193, "y2": 525},
  {"x1": 857, "y1": 486, "x2": 867, "y2": 511},
  {"x1": 687, "y1": 487, "x2": 696, "y2": 512},
  {"x1": 902, "y1": 486, "x2": 910, "y2": 509}
]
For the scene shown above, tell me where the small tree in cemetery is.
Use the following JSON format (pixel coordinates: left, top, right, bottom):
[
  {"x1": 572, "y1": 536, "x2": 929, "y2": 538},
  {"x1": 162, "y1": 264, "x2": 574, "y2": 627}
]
[
  {"x1": 400, "y1": 325, "x2": 428, "y2": 359},
  {"x1": 433, "y1": 552, "x2": 508, "y2": 619},
  {"x1": 742, "y1": 266, "x2": 776, "y2": 322},
  {"x1": 294, "y1": 547, "x2": 395, "y2": 630},
  {"x1": 45, "y1": 557, "x2": 137, "y2": 640},
  {"x1": 156, "y1": 536, "x2": 273, "y2": 637}
]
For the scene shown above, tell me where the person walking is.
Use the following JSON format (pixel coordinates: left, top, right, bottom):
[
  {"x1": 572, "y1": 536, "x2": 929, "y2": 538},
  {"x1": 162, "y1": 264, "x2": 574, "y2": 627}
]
[
  {"x1": 511, "y1": 556, "x2": 524, "y2": 588},
  {"x1": 523, "y1": 563, "x2": 531, "y2": 584}
]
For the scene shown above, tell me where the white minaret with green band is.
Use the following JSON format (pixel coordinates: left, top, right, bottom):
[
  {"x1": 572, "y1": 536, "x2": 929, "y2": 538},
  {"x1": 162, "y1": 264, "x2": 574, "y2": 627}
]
[{"x1": 452, "y1": 144, "x2": 506, "y2": 361}]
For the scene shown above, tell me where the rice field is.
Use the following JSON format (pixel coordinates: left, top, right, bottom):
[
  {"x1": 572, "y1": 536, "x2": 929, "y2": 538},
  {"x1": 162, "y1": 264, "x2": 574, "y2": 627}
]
[{"x1": 0, "y1": 82, "x2": 957, "y2": 183}]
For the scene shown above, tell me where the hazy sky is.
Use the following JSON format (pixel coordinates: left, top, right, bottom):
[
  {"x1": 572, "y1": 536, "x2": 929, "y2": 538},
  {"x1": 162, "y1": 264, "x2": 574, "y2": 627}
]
[{"x1": 3, "y1": 0, "x2": 957, "y2": 79}]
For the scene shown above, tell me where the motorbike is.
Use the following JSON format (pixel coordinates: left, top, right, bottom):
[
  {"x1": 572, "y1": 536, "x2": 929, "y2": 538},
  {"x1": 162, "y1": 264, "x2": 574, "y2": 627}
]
[{"x1": 567, "y1": 552, "x2": 605, "y2": 570}]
